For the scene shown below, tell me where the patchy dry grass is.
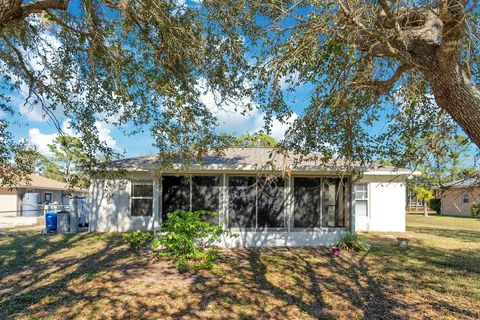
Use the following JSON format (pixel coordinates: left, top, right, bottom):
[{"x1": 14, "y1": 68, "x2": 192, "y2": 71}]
[{"x1": 1, "y1": 215, "x2": 480, "y2": 319}]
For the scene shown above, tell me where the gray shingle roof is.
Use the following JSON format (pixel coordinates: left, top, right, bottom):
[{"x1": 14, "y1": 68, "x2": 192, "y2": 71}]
[
  {"x1": 111, "y1": 147, "x2": 411, "y2": 174},
  {"x1": 442, "y1": 176, "x2": 480, "y2": 188}
]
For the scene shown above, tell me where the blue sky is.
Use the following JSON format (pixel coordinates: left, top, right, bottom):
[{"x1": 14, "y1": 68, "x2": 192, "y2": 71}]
[{"x1": 5, "y1": 78, "x2": 303, "y2": 158}]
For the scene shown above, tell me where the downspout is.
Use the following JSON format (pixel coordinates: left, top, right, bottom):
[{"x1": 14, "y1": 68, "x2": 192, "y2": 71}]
[{"x1": 349, "y1": 172, "x2": 354, "y2": 234}]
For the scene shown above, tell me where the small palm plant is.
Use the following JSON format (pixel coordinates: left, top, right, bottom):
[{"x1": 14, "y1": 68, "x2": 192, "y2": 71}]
[
  {"x1": 337, "y1": 232, "x2": 371, "y2": 252},
  {"x1": 412, "y1": 186, "x2": 434, "y2": 217}
]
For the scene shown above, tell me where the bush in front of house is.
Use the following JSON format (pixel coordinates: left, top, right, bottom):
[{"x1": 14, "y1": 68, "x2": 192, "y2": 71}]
[
  {"x1": 122, "y1": 230, "x2": 152, "y2": 252},
  {"x1": 429, "y1": 198, "x2": 441, "y2": 214},
  {"x1": 470, "y1": 202, "x2": 480, "y2": 217},
  {"x1": 152, "y1": 210, "x2": 226, "y2": 271},
  {"x1": 337, "y1": 231, "x2": 371, "y2": 252}
]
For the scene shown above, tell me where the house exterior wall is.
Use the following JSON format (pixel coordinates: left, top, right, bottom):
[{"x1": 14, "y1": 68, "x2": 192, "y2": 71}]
[
  {"x1": 89, "y1": 170, "x2": 408, "y2": 247},
  {"x1": 0, "y1": 188, "x2": 19, "y2": 217},
  {"x1": 441, "y1": 187, "x2": 480, "y2": 216},
  {"x1": 354, "y1": 175, "x2": 406, "y2": 232},
  {"x1": 89, "y1": 172, "x2": 157, "y2": 232}
]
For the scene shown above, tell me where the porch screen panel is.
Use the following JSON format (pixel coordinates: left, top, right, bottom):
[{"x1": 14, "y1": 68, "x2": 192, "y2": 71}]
[
  {"x1": 192, "y1": 176, "x2": 220, "y2": 224},
  {"x1": 228, "y1": 176, "x2": 256, "y2": 229},
  {"x1": 294, "y1": 177, "x2": 321, "y2": 228},
  {"x1": 257, "y1": 177, "x2": 285, "y2": 229},
  {"x1": 322, "y1": 178, "x2": 347, "y2": 227},
  {"x1": 162, "y1": 176, "x2": 190, "y2": 222}
]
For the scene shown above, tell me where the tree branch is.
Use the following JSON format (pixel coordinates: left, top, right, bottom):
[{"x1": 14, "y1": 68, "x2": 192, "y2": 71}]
[
  {"x1": 437, "y1": 0, "x2": 466, "y2": 66},
  {"x1": 21, "y1": 0, "x2": 68, "y2": 16},
  {"x1": 363, "y1": 64, "x2": 412, "y2": 94},
  {"x1": 45, "y1": 11, "x2": 90, "y2": 36}
]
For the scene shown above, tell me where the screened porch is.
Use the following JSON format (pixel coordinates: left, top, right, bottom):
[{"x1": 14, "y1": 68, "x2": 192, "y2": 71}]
[{"x1": 129, "y1": 174, "x2": 353, "y2": 232}]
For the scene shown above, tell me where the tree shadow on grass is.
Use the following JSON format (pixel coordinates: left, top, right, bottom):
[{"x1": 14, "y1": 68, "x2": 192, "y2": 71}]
[
  {"x1": 0, "y1": 231, "x2": 149, "y2": 319},
  {"x1": 2, "y1": 231, "x2": 480, "y2": 319},
  {"x1": 407, "y1": 226, "x2": 480, "y2": 243}
]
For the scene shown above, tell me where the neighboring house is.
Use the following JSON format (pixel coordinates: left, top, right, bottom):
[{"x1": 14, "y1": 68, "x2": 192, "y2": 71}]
[
  {"x1": 0, "y1": 175, "x2": 87, "y2": 218},
  {"x1": 440, "y1": 177, "x2": 480, "y2": 216},
  {"x1": 89, "y1": 148, "x2": 416, "y2": 247}
]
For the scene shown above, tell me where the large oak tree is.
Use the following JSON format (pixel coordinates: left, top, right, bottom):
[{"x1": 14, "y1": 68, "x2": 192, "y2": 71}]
[
  {"x1": 0, "y1": 0, "x2": 478, "y2": 187},
  {"x1": 206, "y1": 0, "x2": 479, "y2": 166}
]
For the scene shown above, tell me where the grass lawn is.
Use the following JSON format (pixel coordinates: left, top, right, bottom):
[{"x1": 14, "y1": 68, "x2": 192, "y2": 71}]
[{"x1": 1, "y1": 215, "x2": 480, "y2": 319}]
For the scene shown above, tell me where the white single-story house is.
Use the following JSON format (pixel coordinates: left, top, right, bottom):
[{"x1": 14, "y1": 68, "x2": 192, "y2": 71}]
[
  {"x1": 0, "y1": 174, "x2": 87, "y2": 218},
  {"x1": 89, "y1": 148, "x2": 414, "y2": 247}
]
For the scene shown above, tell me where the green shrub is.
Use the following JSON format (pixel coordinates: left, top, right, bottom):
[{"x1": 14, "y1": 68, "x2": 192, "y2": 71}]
[
  {"x1": 337, "y1": 231, "x2": 371, "y2": 252},
  {"x1": 152, "y1": 210, "x2": 227, "y2": 271},
  {"x1": 122, "y1": 230, "x2": 152, "y2": 251},
  {"x1": 470, "y1": 202, "x2": 480, "y2": 217},
  {"x1": 429, "y1": 198, "x2": 441, "y2": 214}
]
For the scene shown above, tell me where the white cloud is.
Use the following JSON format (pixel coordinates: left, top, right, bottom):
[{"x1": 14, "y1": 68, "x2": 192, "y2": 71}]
[
  {"x1": 198, "y1": 83, "x2": 297, "y2": 141},
  {"x1": 95, "y1": 121, "x2": 116, "y2": 149},
  {"x1": 28, "y1": 119, "x2": 117, "y2": 158},
  {"x1": 268, "y1": 113, "x2": 298, "y2": 141},
  {"x1": 28, "y1": 127, "x2": 58, "y2": 158}
]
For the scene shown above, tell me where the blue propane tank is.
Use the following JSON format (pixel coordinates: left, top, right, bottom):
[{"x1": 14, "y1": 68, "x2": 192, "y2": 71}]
[{"x1": 45, "y1": 212, "x2": 57, "y2": 233}]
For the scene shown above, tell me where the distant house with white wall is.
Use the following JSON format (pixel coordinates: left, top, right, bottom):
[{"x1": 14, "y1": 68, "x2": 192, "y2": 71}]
[
  {"x1": 0, "y1": 174, "x2": 87, "y2": 218},
  {"x1": 89, "y1": 148, "x2": 415, "y2": 247},
  {"x1": 440, "y1": 177, "x2": 480, "y2": 216}
]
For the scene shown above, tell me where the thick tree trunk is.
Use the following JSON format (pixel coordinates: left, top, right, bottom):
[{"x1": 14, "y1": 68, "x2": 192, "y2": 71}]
[
  {"x1": 0, "y1": 0, "x2": 22, "y2": 27},
  {"x1": 423, "y1": 201, "x2": 428, "y2": 217},
  {"x1": 426, "y1": 65, "x2": 480, "y2": 148}
]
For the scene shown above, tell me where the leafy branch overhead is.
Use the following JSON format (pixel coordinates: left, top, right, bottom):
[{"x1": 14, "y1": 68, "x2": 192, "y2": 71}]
[
  {"x1": 206, "y1": 0, "x2": 479, "y2": 165},
  {"x1": 0, "y1": 0, "x2": 478, "y2": 183},
  {"x1": 0, "y1": 0, "x2": 252, "y2": 183}
]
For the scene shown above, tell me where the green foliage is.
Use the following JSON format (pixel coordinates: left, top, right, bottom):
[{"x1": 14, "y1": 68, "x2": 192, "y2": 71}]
[
  {"x1": 236, "y1": 133, "x2": 278, "y2": 147},
  {"x1": 47, "y1": 136, "x2": 91, "y2": 189},
  {"x1": 337, "y1": 232, "x2": 371, "y2": 252},
  {"x1": 0, "y1": 0, "x2": 251, "y2": 186},
  {"x1": 0, "y1": 119, "x2": 37, "y2": 189},
  {"x1": 152, "y1": 210, "x2": 225, "y2": 271},
  {"x1": 35, "y1": 153, "x2": 65, "y2": 183},
  {"x1": 412, "y1": 186, "x2": 434, "y2": 203},
  {"x1": 470, "y1": 202, "x2": 480, "y2": 217},
  {"x1": 122, "y1": 230, "x2": 152, "y2": 252},
  {"x1": 429, "y1": 198, "x2": 441, "y2": 214}
]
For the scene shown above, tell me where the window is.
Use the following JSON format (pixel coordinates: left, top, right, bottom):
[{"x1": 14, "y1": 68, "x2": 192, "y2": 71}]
[
  {"x1": 294, "y1": 178, "x2": 321, "y2": 228},
  {"x1": 257, "y1": 177, "x2": 285, "y2": 229},
  {"x1": 293, "y1": 177, "x2": 348, "y2": 229},
  {"x1": 355, "y1": 184, "x2": 368, "y2": 217},
  {"x1": 162, "y1": 175, "x2": 221, "y2": 223},
  {"x1": 192, "y1": 176, "x2": 220, "y2": 224},
  {"x1": 228, "y1": 176, "x2": 285, "y2": 230},
  {"x1": 162, "y1": 176, "x2": 190, "y2": 221},
  {"x1": 228, "y1": 176, "x2": 257, "y2": 229},
  {"x1": 322, "y1": 178, "x2": 347, "y2": 227},
  {"x1": 44, "y1": 192, "x2": 52, "y2": 203},
  {"x1": 131, "y1": 183, "x2": 153, "y2": 216},
  {"x1": 462, "y1": 193, "x2": 469, "y2": 204}
]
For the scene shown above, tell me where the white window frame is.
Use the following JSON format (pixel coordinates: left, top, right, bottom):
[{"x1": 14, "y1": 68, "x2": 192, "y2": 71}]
[
  {"x1": 354, "y1": 183, "x2": 368, "y2": 217},
  {"x1": 462, "y1": 193, "x2": 469, "y2": 204},
  {"x1": 130, "y1": 182, "x2": 154, "y2": 217},
  {"x1": 44, "y1": 192, "x2": 53, "y2": 203}
]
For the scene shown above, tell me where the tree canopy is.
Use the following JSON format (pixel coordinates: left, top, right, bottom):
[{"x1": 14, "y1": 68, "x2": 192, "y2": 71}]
[
  {"x1": 0, "y1": 0, "x2": 479, "y2": 185},
  {"x1": 0, "y1": 0, "x2": 251, "y2": 184},
  {"x1": 236, "y1": 133, "x2": 278, "y2": 147},
  {"x1": 206, "y1": 0, "x2": 480, "y2": 167}
]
